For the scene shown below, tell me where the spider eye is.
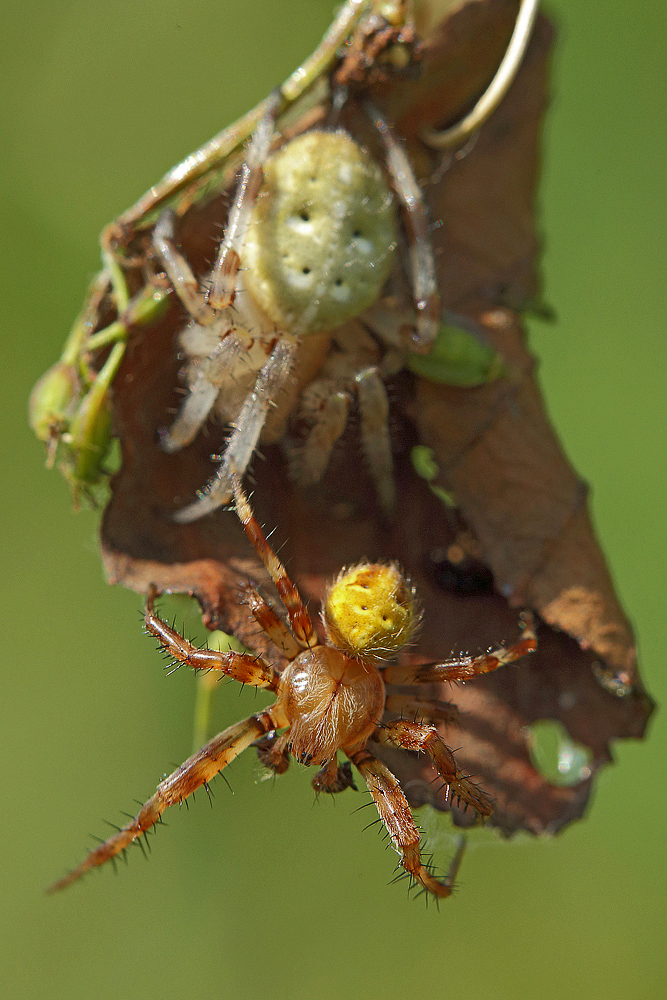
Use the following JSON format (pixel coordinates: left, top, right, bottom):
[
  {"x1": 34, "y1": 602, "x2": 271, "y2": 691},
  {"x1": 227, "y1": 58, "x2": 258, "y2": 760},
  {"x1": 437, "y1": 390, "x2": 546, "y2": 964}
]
[{"x1": 323, "y1": 563, "x2": 418, "y2": 660}]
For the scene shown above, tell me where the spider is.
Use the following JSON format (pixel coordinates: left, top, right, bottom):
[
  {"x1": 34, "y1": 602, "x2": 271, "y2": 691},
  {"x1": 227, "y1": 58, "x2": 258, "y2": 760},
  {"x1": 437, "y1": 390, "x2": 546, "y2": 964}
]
[
  {"x1": 154, "y1": 95, "x2": 440, "y2": 522},
  {"x1": 49, "y1": 477, "x2": 537, "y2": 898},
  {"x1": 31, "y1": 1, "x2": 540, "y2": 511},
  {"x1": 148, "y1": 0, "x2": 540, "y2": 523}
]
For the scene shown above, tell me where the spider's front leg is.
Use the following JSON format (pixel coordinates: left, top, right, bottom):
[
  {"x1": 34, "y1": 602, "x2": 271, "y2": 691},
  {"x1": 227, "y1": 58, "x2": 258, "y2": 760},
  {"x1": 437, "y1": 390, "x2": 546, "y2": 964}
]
[
  {"x1": 232, "y1": 475, "x2": 316, "y2": 647},
  {"x1": 349, "y1": 747, "x2": 465, "y2": 899},
  {"x1": 174, "y1": 336, "x2": 299, "y2": 523},
  {"x1": 368, "y1": 104, "x2": 440, "y2": 354},
  {"x1": 383, "y1": 611, "x2": 538, "y2": 684},
  {"x1": 48, "y1": 706, "x2": 287, "y2": 892},
  {"x1": 145, "y1": 587, "x2": 280, "y2": 689},
  {"x1": 153, "y1": 97, "x2": 279, "y2": 324}
]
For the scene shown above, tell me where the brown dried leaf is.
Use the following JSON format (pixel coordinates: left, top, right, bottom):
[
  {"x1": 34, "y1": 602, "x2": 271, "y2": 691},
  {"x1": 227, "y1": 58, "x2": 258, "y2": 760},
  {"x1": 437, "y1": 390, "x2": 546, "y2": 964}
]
[
  {"x1": 98, "y1": 0, "x2": 653, "y2": 836},
  {"x1": 391, "y1": 8, "x2": 641, "y2": 693}
]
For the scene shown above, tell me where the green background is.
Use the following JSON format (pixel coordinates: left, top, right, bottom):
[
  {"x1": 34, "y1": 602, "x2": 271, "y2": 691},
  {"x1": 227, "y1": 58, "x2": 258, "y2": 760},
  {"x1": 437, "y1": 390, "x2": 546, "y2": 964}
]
[{"x1": 1, "y1": 1, "x2": 665, "y2": 997}]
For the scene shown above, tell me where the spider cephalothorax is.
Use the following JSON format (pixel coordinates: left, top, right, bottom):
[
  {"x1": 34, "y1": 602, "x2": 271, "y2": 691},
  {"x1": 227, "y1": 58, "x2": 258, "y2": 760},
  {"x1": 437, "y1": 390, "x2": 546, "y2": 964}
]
[
  {"x1": 154, "y1": 91, "x2": 440, "y2": 523},
  {"x1": 49, "y1": 479, "x2": 537, "y2": 898}
]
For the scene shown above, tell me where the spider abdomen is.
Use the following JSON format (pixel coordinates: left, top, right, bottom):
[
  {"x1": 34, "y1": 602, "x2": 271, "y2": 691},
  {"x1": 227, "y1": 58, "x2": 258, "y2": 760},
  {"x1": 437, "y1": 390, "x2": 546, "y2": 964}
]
[
  {"x1": 280, "y1": 646, "x2": 384, "y2": 765},
  {"x1": 244, "y1": 130, "x2": 397, "y2": 335}
]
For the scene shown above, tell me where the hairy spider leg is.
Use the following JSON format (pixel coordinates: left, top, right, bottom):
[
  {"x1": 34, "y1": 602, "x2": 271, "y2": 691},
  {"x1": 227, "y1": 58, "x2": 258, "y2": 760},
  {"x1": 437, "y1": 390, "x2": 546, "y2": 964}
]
[
  {"x1": 154, "y1": 98, "x2": 302, "y2": 484},
  {"x1": 349, "y1": 747, "x2": 466, "y2": 898},
  {"x1": 207, "y1": 95, "x2": 281, "y2": 309},
  {"x1": 232, "y1": 475, "x2": 315, "y2": 646},
  {"x1": 144, "y1": 585, "x2": 281, "y2": 687},
  {"x1": 153, "y1": 96, "x2": 279, "y2": 326},
  {"x1": 154, "y1": 209, "x2": 249, "y2": 453},
  {"x1": 376, "y1": 719, "x2": 494, "y2": 815},
  {"x1": 382, "y1": 611, "x2": 537, "y2": 684},
  {"x1": 47, "y1": 707, "x2": 285, "y2": 893},
  {"x1": 384, "y1": 691, "x2": 461, "y2": 726},
  {"x1": 239, "y1": 583, "x2": 304, "y2": 659},
  {"x1": 174, "y1": 336, "x2": 299, "y2": 522}
]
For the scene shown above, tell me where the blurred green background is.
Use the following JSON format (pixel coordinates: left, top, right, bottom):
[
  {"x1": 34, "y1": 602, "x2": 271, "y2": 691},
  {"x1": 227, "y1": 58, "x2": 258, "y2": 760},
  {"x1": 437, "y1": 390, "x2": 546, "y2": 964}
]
[{"x1": 2, "y1": 1, "x2": 665, "y2": 997}]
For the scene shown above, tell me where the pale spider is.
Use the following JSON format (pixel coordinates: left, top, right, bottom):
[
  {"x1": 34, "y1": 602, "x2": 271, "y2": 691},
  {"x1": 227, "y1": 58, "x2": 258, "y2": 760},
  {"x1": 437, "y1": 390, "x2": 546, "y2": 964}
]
[
  {"x1": 154, "y1": 96, "x2": 440, "y2": 522},
  {"x1": 49, "y1": 478, "x2": 537, "y2": 898}
]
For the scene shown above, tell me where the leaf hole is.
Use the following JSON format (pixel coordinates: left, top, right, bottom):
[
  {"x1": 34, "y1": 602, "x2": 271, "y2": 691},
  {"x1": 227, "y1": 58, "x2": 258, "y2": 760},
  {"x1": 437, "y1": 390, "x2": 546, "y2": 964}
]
[{"x1": 524, "y1": 720, "x2": 593, "y2": 786}]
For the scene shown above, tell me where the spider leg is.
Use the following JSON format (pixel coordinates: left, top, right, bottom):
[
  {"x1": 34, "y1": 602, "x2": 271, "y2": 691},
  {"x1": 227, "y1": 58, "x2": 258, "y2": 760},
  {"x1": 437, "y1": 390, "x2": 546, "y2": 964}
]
[
  {"x1": 383, "y1": 611, "x2": 537, "y2": 684},
  {"x1": 349, "y1": 747, "x2": 465, "y2": 898},
  {"x1": 384, "y1": 692, "x2": 461, "y2": 727},
  {"x1": 160, "y1": 313, "x2": 250, "y2": 453},
  {"x1": 155, "y1": 105, "x2": 280, "y2": 461},
  {"x1": 355, "y1": 366, "x2": 395, "y2": 514},
  {"x1": 160, "y1": 329, "x2": 248, "y2": 453},
  {"x1": 367, "y1": 104, "x2": 440, "y2": 354},
  {"x1": 153, "y1": 94, "x2": 279, "y2": 320},
  {"x1": 311, "y1": 755, "x2": 357, "y2": 794},
  {"x1": 208, "y1": 96, "x2": 279, "y2": 309},
  {"x1": 375, "y1": 719, "x2": 494, "y2": 816},
  {"x1": 232, "y1": 476, "x2": 315, "y2": 647},
  {"x1": 174, "y1": 336, "x2": 299, "y2": 523},
  {"x1": 160, "y1": 377, "x2": 219, "y2": 453},
  {"x1": 292, "y1": 383, "x2": 351, "y2": 487},
  {"x1": 153, "y1": 210, "x2": 220, "y2": 326},
  {"x1": 254, "y1": 731, "x2": 291, "y2": 775},
  {"x1": 239, "y1": 583, "x2": 303, "y2": 659},
  {"x1": 47, "y1": 706, "x2": 285, "y2": 892},
  {"x1": 145, "y1": 587, "x2": 280, "y2": 688}
]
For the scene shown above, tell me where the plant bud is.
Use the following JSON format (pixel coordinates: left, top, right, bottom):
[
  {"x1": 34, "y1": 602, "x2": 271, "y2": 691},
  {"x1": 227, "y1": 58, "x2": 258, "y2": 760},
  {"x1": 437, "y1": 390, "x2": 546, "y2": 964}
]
[{"x1": 28, "y1": 362, "x2": 81, "y2": 443}]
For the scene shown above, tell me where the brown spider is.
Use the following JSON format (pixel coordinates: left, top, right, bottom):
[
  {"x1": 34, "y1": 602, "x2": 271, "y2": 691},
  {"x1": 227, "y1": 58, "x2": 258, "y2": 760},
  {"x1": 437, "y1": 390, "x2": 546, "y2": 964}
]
[{"x1": 49, "y1": 478, "x2": 537, "y2": 898}]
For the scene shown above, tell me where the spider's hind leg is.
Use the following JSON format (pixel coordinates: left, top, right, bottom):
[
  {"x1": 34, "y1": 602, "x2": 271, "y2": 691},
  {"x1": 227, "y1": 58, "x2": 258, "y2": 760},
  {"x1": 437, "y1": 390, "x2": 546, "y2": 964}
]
[
  {"x1": 376, "y1": 719, "x2": 494, "y2": 817},
  {"x1": 349, "y1": 747, "x2": 464, "y2": 899},
  {"x1": 48, "y1": 707, "x2": 283, "y2": 893}
]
